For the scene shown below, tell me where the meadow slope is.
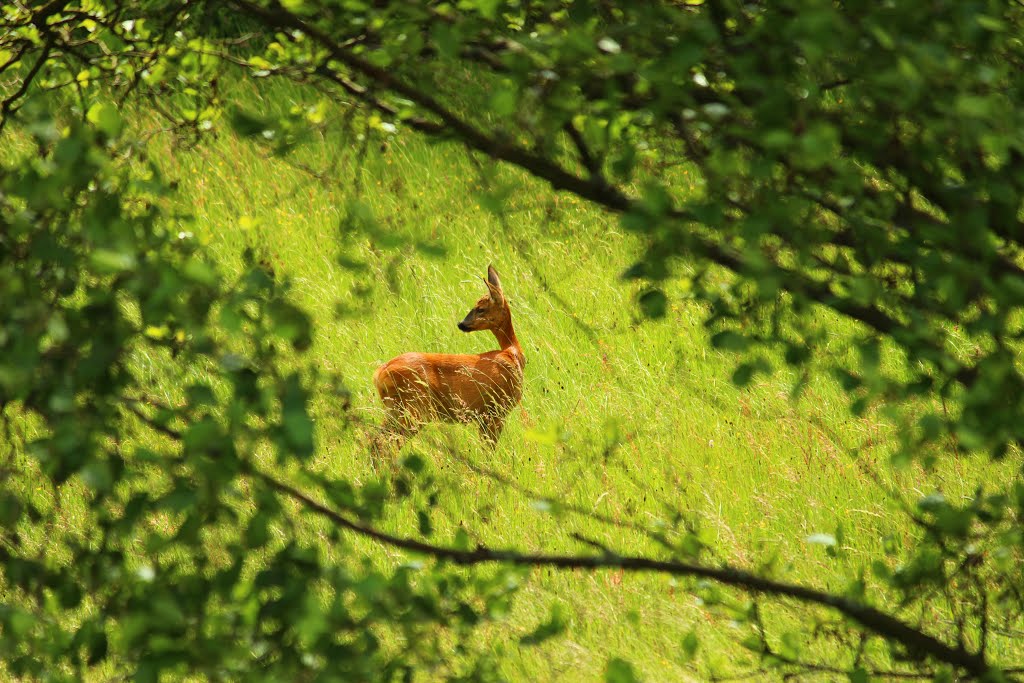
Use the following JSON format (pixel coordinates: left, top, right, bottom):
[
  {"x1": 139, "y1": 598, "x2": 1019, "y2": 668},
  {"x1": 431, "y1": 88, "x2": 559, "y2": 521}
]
[{"x1": 132, "y1": 82, "x2": 1021, "y2": 680}]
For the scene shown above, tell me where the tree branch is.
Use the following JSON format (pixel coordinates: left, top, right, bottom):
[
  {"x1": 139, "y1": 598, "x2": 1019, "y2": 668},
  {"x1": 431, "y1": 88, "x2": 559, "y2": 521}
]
[
  {"x1": 229, "y1": 0, "x2": 634, "y2": 212},
  {"x1": 249, "y1": 465, "x2": 1002, "y2": 680},
  {"x1": 563, "y1": 119, "x2": 603, "y2": 181},
  {"x1": 0, "y1": 36, "x2": 53, "y2": 134}
]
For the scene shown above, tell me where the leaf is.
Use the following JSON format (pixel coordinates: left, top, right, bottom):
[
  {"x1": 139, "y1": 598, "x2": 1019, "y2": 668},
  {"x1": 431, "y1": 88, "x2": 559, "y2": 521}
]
[
  {"x1": 806, "y1": 533, "x2": 837, "y2": 546},
  {"x1": 182, "y1": 258, "x2": 219, "y2": 287},
  {"x1": 731, "y1": 362, "x2": 756, "y2": 387},
  {"x1": 87, "y1": 102, "x2": 123, "y2": 137},
  {"x1": 134, "y1": 659, "x2": 159, "y2": 683},
  {"x1": 6, "y1": 608, "x2": 33, "y2": 639},
  {"x1": 605, "y1": 657, "x2": 640, "y2": 683},
  {"x1": 472, "y1": 0, "x2": 501, "y2": 20},
  {"x1": 638, "y1": 289, "x2": 668, "y2": 318},
  {"x1": 680, "y1": 630, "x2": 699, "y2": 661},
  {"x1": 796, "y1": 122, "x2": 840, "y2": 170},
  {"x1": 955, "y1": 94, "x2": 994, "y2": 118},
  {"x1": 86, "y1": 630, "x2": 108, "y2": 665},
  {"x1": 280, "y1": 374, "x2": 314, "y2": 460},
  {"x1": 490, "y1": 85, "x2": 518, "y2": 117},
  {"x1": 245, "y1": 512, "x2": 271, "y2": 548},
  {"x1": 521, "y1": 603, "x2": 568, "y2": 646},
  {"x1": 0, "y1": 492, "x2": 23, "y2": 526},
  {"x1": 80, "y1": 461, "x2": 113, "y2": 492},
  {"x1": 402, "y1": 454, "x2": 425, "y2": 474},
  {"x1": 186, "y1": 383, "x2": 217, "y2": 408},
  {"x1": 417, "y1": 510, "x2": 433, "y2": 537},
  {"x1": 90, "y1": 248, "x2": 137, "y2": 273},
  {"x1": 268, "y1": 300, "x2": 312, "y2": 351},
  {"x1": 525, "y1": 425, "x2": 562, "y2": 445},
  {"x1": 230, "y1": 107, "x2": 273, "y2": 138},
  {"x1": 711, "y1": 331, "x2": 749, "y2": 351},
  {"x1": 739, "y1": 634, "x2": 764, "y2": 652}
]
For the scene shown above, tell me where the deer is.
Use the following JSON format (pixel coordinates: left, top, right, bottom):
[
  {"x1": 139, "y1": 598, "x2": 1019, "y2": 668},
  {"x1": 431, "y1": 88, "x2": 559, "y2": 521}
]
[{"x1": 371, "y1": 265, "x2": 525, "y2": 459}]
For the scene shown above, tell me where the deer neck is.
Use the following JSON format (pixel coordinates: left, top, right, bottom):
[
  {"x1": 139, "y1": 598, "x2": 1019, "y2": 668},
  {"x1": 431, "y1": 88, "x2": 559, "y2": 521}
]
[{"x1": 491, "y1": 318, "x2": 521, "y2": 354}]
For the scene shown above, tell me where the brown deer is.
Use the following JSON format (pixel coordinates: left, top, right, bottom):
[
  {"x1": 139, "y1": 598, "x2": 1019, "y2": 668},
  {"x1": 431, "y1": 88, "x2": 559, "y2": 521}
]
[{"x1": 371, "y1": 265, "x2": 525, "y2": 458}]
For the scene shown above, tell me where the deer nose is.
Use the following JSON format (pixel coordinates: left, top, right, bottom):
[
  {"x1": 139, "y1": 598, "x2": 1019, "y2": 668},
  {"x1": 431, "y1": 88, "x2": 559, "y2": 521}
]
[{"x1": 457, "y1": 320, "x2": 470, "y2": 331}]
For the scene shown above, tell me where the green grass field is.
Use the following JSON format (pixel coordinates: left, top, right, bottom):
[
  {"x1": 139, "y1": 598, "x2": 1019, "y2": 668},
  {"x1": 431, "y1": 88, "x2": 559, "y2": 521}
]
[
  {"x1": 137, "y1": 81, "x2": 1024, "y2": 679},
  {"x1": 9, "y1": 79, "x2": 1019, "y2": 680}
]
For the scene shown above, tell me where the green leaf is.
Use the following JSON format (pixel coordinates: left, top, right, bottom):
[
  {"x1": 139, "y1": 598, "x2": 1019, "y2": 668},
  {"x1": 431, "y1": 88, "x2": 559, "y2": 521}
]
[
  {"x1": 955, "y1": 94, "x2": 994, "y2": 118},
  {"x1": 0, "y1": 492, "x2": 23, "y2": 526},
  {"x1": 796, "y1": 123, "x2": 840, "y2": 170},
  {"x1": 638, "y1": 289, "x2": 668, "y2": 318},
  {"x1": 520, "y1": 604, "x2": 568, "y2": 646},
  {"x1": 402, "y1": 454, "x2": 425, "y2": 474},
  {"x1": 280, "y1": 374, "x2": 314, "y2": 460},
  {"x1": 680, "y1": 630, "x2": 699, "y2": 661},
  {"x1": 183, "y1": 258, "x2": 219, "y2": 287},
  {"x1": 605, "y1": 657, "x2": 640, "y2": 683},
  {"x1": 268, "y1": 300, "x2": 312, "y2": 351},
  {"x1": 806, "y1": 533, "x2": 836, "y2": 546},
  {"x1": 86, "y1": 630, "x2": 108, "y2": 665},
  {"x1": 134, "y1": 659, "x2": 159, "y2": 683},
  {"x1": 417, "y1": 510, "x2": 433, "y2": 537},
  {"x1": 87, "y1": 102, "x2": 123, "y2": 137},
  {"x1": 6, "y1": 608, "x2": 33, "y2": 639},
  {"x1": 739, "y1": 634, "x2": 764, "y2": 652},
  {"x1": 490, "y1": 85, "x2": 517, "y2": 117},
  {"x1": 90, "y1": 248, "x2": 137, "y2": 273},
  {"x1": 731, "y1": 362, "x2": 756, "y2": 387},
  {"x1": 711, "y1": 331, "x2": 749, "y2": 351},
  {"x1": 80, "y1": 461, "x2": 114, "y2": 492},
  {"x1": 471, "y1": 0, "x2": 501, "y2": 20},
  {"x1": 230, "y1": 107, "x2": 273, "y2": 138},
  {"x1": 245, "y1": 512, "x2": 271, "y2": 548},
  {"x1": 525, "y1": 424, "x2": 563, "y2": 445}
]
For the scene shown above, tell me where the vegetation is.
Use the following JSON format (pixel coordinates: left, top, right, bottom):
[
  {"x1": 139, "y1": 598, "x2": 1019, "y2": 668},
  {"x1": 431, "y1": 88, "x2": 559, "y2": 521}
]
[{"x1": 2, "y1": 1, "x2": 1024, "y2": 680}]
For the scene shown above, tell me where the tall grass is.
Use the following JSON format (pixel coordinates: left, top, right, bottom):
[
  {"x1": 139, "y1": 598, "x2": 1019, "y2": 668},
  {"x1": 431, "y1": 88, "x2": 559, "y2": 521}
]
[{"x1": 13, "y1": 77, "x2": 1019, "y2": 679}]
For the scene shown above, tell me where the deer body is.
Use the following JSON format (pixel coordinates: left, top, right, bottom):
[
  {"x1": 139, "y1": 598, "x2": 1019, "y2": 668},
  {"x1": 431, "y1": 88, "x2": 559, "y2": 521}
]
[{"x1": 372, "y1": 266, "x2": 524, "y2": 456}]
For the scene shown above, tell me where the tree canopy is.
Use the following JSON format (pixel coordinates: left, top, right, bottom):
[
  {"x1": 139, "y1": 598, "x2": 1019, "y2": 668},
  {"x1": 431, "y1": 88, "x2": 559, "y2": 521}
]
[{"x1": 2, "y1": 0, "x2": 1024, "y2": 680}]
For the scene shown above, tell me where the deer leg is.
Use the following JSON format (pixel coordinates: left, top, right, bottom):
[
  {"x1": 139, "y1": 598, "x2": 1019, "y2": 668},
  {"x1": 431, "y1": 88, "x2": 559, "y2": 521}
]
[{"x1": 371, "y1": 405, "x2": 420, "y2": 465}]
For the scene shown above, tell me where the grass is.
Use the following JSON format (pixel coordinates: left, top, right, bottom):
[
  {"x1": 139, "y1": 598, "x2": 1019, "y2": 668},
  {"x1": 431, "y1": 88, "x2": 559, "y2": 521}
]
[
  {"x1": 7, "y1": 77, "x2": 1022, "y2": 680},
  {"x1": 141, "y1": 80, "x2": 1024, "y2": 679}
]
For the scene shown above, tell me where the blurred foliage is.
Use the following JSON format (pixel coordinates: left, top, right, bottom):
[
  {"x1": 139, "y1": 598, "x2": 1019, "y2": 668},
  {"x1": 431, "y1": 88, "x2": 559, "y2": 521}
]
[
  {"x1": 0, "y1": 114, "x2": 524, "y2": 679},
  {"x1": 2, "y1": 0, "x2": 1024, "y2": 680}
]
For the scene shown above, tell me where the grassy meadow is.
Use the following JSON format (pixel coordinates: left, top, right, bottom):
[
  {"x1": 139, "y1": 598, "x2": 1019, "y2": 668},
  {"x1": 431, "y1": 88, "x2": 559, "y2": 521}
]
[
  {"x1": 10, "y1": 78, "x2": 1020, "y2": 680},
  {"x1": 140, "y1": 80, "x2": 1024, "y2": 679}
]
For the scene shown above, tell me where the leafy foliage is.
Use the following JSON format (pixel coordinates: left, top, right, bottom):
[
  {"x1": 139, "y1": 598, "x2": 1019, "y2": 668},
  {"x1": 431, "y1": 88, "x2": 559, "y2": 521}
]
[
  {"x1": 0, "y1": 115, "x2": 520, "y2": 679},
  {"x1": 2, "y1": 0, "x2": 1024, "y2": 680}
]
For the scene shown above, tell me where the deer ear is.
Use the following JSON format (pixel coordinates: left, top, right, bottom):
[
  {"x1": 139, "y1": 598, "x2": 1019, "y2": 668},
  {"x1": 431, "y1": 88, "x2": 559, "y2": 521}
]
[{"x1": 486, "y1": 264, "x2": 505, "y2": 303}]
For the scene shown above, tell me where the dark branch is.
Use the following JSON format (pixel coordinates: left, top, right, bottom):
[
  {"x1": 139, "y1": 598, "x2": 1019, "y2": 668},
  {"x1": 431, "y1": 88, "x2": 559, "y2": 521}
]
[
  {"x1": 249, "y1": 465, "x2": 1001, "y2": 680},
  {"x1": 0, "y1": 37, "x2": 53, "y2": 134},
  {"x1": 229, "y1": 0, "x2": 635, "y2": 212},
  {"x1": 563, "y1": 120, "x2": 603, "y2": 180}
]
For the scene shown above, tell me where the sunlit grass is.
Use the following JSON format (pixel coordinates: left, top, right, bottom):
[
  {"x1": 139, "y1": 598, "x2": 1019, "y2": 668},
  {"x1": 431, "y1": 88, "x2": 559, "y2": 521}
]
[
  {"x1": 5, "y1": 77, "x2": 1019, "y2": 679},
  {"x1": 136, "y1": 79, "x2": 1024, "y2": 679}
]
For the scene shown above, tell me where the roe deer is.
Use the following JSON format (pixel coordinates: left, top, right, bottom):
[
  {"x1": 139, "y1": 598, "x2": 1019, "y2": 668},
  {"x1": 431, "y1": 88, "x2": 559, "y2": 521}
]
[{"x1": 371, "y1": 265, "x2": 525, "y2": 457}]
